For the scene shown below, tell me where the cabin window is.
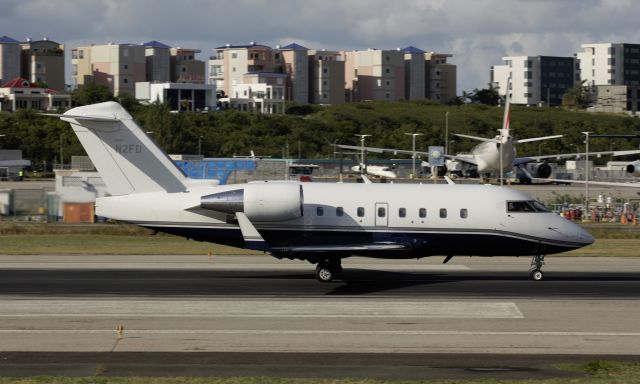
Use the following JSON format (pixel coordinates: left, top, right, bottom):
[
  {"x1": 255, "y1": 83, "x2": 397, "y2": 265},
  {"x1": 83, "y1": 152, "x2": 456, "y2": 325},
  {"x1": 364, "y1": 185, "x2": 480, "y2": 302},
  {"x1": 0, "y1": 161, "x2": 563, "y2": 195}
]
[
  {"x1": 336, "y1": 207, "x2": 344, "y2": 216},
  {"x1": 507, "y1": 200, "x2": 550, "y2": 213},
  {"x1": 316, "y1": 207, "x2": 324, "y2": 216},
  {"x1": 440, "y1": 208, "x2": 447, "y2": 218},
  {"x1": 357, "y1": 207, "x2": 365, "y2": 217},
  {"x1": 460, "y1": 208, "x2": 468, "y2": 219},
  {"x1": 419, "y1": 208, "x2": 426, "y2": 218},
  {"x1": 378, "y1": 207, "x2": 386, "y2": 218},
  {"x1": 398, "y1": 208, "x2": 406, "y2": 218}
]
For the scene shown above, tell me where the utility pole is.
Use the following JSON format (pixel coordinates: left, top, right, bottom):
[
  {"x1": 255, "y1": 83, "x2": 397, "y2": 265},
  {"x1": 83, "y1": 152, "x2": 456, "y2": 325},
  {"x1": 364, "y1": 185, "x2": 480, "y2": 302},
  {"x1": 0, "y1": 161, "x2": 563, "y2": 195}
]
[
  {"x1": 354, "y1": 134, "x2": 371, "y2": 174},
  {"x1": 404, "y1": 132, "x2": 423, "y2": 178},
  {"x1": 444, "y1": 112, "x2": 450, "y2": 155},
  {"x1": 582, "y1": 131, "x2": 591, "y2": 215}
]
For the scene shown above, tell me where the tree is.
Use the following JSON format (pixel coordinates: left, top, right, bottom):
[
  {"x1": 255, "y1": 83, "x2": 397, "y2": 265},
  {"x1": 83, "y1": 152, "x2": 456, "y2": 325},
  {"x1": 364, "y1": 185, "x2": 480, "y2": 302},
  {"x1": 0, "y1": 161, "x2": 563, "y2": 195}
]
[
  {"x1": 464, "y1": 84, "x2": 501, "y2": 105},
  {"x1": 72, "y1": 83, "x2": 114, "y2": 106},
  {"x1": 562, "y1": 81, "x2": 592, "y2": 109}
]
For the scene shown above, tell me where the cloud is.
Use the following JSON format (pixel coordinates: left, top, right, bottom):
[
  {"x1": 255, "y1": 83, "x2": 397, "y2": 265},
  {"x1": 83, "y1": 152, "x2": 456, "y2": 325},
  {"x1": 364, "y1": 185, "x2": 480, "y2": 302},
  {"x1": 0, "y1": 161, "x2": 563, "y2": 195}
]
[{"x1": 2, "y1": 0, "x2": 639, "y2": 93}]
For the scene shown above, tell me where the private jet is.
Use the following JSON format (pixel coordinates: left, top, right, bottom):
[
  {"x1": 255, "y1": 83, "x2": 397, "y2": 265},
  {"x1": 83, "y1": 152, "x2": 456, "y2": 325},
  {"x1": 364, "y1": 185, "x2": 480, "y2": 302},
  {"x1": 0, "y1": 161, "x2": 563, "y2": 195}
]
[{"x1": 54, "y1": 101, "x2": 594, "y2": 282}]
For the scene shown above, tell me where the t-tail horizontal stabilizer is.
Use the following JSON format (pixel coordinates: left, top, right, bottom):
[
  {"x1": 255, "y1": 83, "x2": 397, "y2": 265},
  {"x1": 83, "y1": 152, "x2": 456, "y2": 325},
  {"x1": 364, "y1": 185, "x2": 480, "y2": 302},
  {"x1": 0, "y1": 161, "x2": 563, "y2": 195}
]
[{"x1": 235, "y1": 212, "x2": 270, "y2": 251}]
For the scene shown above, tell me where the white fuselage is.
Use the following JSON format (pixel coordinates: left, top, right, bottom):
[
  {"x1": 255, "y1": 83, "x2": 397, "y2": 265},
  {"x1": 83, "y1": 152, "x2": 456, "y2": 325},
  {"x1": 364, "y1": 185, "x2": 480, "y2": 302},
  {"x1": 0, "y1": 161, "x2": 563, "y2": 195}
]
[
  {"x1": 96, "y1": 182, "x2": 592, "y2": 258},
  {"x1": 471, "y1": 140, "x2": 515, "y2": 174}
]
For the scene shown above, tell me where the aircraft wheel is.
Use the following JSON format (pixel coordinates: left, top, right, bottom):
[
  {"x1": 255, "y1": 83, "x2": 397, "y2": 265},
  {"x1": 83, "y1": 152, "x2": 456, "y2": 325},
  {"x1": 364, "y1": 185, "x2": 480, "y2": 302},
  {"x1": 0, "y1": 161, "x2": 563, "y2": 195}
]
[
  {"x1": 531, "y1": 269, "x2": 544, "y2": 281},
  {"x1": 316, "y1": 263, "x2": 334, "y2": 283}
]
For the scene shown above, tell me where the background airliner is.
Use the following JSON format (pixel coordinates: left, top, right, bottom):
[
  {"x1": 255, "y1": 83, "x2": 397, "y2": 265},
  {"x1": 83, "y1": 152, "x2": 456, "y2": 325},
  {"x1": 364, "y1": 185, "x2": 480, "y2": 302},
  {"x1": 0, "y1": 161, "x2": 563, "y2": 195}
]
[{"x1": 56, "y1": 101, "x2": 593, "y2": 282}]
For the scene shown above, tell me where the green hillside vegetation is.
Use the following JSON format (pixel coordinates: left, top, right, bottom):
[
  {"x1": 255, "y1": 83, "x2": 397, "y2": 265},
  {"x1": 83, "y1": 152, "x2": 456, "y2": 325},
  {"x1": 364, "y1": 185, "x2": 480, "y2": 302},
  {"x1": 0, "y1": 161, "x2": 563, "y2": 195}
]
[{"x1": 2, "y1": 97, "x2": 640, "y2": 169}]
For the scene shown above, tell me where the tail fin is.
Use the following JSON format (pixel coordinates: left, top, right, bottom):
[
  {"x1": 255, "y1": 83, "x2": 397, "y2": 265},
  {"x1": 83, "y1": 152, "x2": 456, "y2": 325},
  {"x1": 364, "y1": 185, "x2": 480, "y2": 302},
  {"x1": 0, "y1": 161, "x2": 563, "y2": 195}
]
[
  {"x1": 61, "y1": 101, "x2": 187, "y2": 195},
  {"x1": 502, "y1": 80, "x2": 511, "y2": 133}
]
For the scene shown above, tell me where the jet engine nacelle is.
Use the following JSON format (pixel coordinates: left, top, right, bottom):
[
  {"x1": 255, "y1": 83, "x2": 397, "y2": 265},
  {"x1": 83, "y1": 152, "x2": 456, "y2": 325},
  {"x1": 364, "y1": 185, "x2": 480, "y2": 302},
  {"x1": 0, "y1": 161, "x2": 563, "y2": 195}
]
[
  {"x1": 626, "y1": 160, "x2": 640, "y2": 177},
  {"x1": 530, "y1": 162, "x2": 552, "y2": 179},
  {"x1": 201, "y1": 182, "x2": 303, "y2": 221}
]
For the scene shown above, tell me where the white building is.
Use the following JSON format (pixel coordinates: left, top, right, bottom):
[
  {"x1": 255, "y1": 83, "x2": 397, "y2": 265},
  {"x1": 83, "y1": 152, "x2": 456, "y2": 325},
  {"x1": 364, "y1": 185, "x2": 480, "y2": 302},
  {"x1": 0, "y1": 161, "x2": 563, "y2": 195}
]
[
  {"x1": 135, "y1": 82, "x2": 216, "y2": 112},
  {"x1": 220, "y1": 72, "x2": 285, "y2": 113},
  {"x1": 491, "y1": 55, "x2": 577, "y2": 106},
  {"x1": 577, "y1": 43, "x2": 640, "y2": 87}
]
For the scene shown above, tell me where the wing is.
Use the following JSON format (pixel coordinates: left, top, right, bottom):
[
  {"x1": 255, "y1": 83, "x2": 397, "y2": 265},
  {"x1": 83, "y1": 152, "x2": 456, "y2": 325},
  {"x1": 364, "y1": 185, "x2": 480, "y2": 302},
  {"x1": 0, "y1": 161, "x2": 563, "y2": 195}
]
[
  {"x1": 514, "y1": 149, "x2": 640, "y2": 166},
  {"x1": 334, "y1": 144, "x2": 479, "y2": 166}
]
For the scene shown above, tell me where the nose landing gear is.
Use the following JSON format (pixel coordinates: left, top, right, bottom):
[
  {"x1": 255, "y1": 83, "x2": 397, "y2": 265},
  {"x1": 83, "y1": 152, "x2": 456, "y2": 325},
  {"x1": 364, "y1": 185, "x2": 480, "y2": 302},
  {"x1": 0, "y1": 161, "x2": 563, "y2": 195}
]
[{"x1": 530, "y1": 254, "x2": 545, "y2": 281}]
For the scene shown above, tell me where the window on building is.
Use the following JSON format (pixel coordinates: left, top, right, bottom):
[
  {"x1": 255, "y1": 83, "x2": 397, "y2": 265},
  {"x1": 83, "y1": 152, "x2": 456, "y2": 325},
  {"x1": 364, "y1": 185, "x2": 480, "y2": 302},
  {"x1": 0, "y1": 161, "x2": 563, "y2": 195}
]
[
  {"x1": 385, "y1": 93, "x2": 390, "y2": 99},
  {"x1": 323, "y1": 81, "x2": 327, "y2": 86},
  {"x1": 385, "y1": 56, "x2": 390, "y2": 61},
  {"x1": 357, "y1": 207, "x2": 365, "y2": 217},
  {"x1": 378, "y1": 206, "x2": 386, "y2": 218},
  {"x1": 608, "y1": 58, "x2": 616, "y2": 66},
  {"x1": 79, "y1": 50, "x2": 84, "y2": 59},
  {"x1": 123, "y1": 49, "x2": 129, "y2": 57},
  {"x1": 440, "y1": 208, "x2": 447, "y2": 218},
  {"x1": 386, "y1": 80, "x2": 390, "y2": 86},
  {"x1": 232, "y1": 67, "x2": 236, "y2": 72},
  {"x1": 123, "y1": 64, "x2": 128, "y2": 70},
  {"x1": 436, "y1": 82, "x2": 440, "y2": 88},
  {"x1": 526, "y1": 60, "x2": 532, "y2": 68},
  {"x1": 231, "y1": 52, "x2": 237, "y2": 59},
  {"x1": 399, "y1": 208, "x2": 406, "y2": 218},
  {"x1": 385, "y1": 68, "x2": 390, "y2": 74},
  {"x1": 608, "y1": 46, "x2": 616, "y2": 55},
  {"x1": 419, "y1": 208, "x2": 426, "y2": 218},
  {"x1": 123, "y1": 78, "x2": 129, "y2": 84},
  {"x1": 182, "y1": 67, "x2": 187, "y2": 72},
  {"x1": 460, "y1": 209, "x2": 468, "y2": 219},
  {"x1": 336, "y1": 207, "x2": 344, "y2": 216},
  {"x1": 316, "y1": 206, "x2": 324, "y2": 216},
  {"x1": 323, "y1": 68, "x2": 328, "y2": 74},
  {"x1": 322, "y1": 93, "x2": 327, "y2": 99}
]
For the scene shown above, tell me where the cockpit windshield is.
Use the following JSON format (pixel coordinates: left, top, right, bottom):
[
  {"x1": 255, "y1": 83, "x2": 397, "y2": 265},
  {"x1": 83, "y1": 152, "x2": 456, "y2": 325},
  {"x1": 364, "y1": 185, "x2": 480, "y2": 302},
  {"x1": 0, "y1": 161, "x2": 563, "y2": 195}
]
[{"x1": 507, "y1": 200, "x2": 550, "y2": 213}]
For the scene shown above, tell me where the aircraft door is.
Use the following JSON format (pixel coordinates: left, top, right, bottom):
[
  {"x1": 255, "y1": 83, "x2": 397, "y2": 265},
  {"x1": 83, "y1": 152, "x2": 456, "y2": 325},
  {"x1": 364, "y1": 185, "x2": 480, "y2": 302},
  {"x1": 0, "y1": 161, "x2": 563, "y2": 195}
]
[{"x1": 375, "y1": 203, "x2": 388, "y2": 227}]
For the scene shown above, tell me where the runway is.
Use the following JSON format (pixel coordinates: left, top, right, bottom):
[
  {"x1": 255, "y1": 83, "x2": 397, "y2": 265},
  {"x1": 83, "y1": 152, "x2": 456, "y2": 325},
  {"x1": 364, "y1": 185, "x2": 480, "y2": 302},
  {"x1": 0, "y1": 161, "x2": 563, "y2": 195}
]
[{"x1": 1, "y1": 254, "x2": 639, "y2": 379}]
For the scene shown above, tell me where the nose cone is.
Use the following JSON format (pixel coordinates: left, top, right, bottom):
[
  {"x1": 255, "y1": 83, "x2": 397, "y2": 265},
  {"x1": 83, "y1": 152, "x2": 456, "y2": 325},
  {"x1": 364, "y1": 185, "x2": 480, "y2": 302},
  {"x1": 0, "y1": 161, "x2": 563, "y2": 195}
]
[{"x1": 577, "y1": 226, "x2": 595, "y2": 246}]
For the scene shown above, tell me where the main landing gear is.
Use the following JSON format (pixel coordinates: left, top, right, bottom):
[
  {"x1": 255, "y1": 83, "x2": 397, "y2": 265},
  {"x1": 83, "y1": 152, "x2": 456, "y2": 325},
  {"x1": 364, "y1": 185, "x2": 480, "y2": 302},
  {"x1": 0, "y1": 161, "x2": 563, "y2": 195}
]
[
  {"x1": 530, "y1": 254, "x2": 545, "y2": 281},
  {"x1": 315, "y1": 258, "x2": 343, "y2": 283}
]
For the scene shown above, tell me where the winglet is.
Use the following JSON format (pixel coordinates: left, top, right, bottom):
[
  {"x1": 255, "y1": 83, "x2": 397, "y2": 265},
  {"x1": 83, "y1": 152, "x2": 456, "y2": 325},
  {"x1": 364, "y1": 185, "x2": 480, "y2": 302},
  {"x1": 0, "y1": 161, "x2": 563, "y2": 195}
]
[{"x1": 235, "y1": 212, "x2": 270, "y2": 251}]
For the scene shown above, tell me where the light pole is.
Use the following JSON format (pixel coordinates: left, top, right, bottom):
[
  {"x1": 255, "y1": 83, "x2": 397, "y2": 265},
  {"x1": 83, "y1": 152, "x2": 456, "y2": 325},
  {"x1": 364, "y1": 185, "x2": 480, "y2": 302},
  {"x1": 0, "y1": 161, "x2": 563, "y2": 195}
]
[
  {"x1": 355, "y1": 134, "x2": 371, "y2": 174},
  {"x1": 59, "y1": 133, "x2": 65, "y2": 170},
  {"x1": 444, "y1": 112, "x2": 450, "y2": 155},
  {"x1": 404, "y1": 132, "x2": 423, "y2": 178},
  {"x1": 582, "y1": 131, "x2": 591, "y2": 215}
]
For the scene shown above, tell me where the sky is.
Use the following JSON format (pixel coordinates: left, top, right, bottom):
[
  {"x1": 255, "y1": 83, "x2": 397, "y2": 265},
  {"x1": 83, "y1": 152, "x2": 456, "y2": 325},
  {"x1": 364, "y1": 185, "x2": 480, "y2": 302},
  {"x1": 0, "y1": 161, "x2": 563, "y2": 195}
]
[{"x1": 2, "y1": 0, "x2": 640, "y2": 94}]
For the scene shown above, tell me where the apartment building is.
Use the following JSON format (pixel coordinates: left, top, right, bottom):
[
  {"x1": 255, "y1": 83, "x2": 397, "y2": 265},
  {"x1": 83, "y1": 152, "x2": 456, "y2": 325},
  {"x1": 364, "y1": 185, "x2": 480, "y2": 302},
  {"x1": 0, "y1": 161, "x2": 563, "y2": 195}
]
[
  {"x1": 72, "y1": 43, "x2": 146, "y2": 96},
  {"x1": 491, "y1": 55, "x2": 578, "y2": 106},
  {"x1": 0, "y1": 36, "x2": 21, "y2": 85},
  {"x1": 344, "y1": 48, "x2": 405, "y2": 101},
  {"x1": 170, "y1": 47, "x2": 205, "y2": 84},
  {"x1": 308, "y1": 49, "x2": 345, "y2": 104},
  {"x1": 402, "y1": 47, "x2": 457, "y2": 102},
  {"x1": 209, "y1": 43, "x2": 279, "y2": 98},
  {"x1": 426, "y1": 52, "x2": 457, "y2": 102},
  {"x1": 144, "y1": 40, "x2": 171, "y2": 83},
  {"x1": 21, "y1": 38, "x2": 65, "y2": 91},
  {"x1": 577, "y1": 43, "x2": 640, "y2": 87},
  {"x1": 279, "y1": 43, "x2": 309, "y2": 104},
  {"x1": 136, "y1": 81, "x2": 216, "y2": 112}
]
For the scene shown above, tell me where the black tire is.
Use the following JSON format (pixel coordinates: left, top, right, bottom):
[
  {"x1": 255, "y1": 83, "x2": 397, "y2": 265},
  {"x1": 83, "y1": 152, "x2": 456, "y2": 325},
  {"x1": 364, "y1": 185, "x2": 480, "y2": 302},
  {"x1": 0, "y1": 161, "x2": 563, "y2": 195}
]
[
  {"x1": 531, "y1": 269, "x2": 544, "y2": 281},
  {"x1": 316, "y1": 264, "x2": 334, "y2": 282}
]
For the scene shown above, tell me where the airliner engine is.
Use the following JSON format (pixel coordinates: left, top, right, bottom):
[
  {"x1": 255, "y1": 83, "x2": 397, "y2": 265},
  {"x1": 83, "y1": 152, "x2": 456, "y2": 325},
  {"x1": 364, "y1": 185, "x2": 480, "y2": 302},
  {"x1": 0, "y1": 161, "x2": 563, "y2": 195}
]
[
  {"x1": 626, "y1": 160, "x2": 640, "y2": 177},
  {"x1": 530, "y1": 162, "x2": 552, "y2": 178},
  {"x1": 201, "y1": 182, "x2": 303, "y2": 221}
]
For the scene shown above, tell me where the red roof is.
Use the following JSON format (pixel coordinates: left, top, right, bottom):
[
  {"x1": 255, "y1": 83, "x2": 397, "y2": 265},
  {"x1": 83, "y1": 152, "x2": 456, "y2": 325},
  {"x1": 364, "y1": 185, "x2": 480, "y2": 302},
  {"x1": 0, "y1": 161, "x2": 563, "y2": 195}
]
[
  {"x1": 1, "y1": 77, "x2": 32, "y2": 88},
  {"x1": 0, "y1": 77, "x2": 57, "y2": 93}
]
